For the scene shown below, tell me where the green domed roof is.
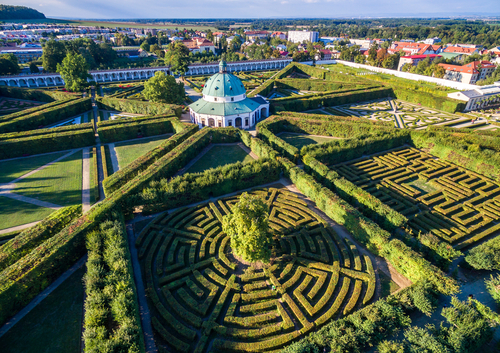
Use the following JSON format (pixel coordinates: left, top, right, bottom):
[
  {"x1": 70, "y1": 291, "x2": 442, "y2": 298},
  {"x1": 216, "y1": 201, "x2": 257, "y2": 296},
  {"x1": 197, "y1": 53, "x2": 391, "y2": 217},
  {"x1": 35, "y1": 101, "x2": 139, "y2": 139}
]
[{"x1": 202, "y1": 72, "x2": 246, "y2": 97}]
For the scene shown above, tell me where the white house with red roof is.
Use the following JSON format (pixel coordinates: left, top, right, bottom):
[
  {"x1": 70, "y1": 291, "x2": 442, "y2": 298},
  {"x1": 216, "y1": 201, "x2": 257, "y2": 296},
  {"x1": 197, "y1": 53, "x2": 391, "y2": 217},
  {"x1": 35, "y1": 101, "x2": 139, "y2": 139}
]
[
  {"x1": 397, "y1": 54, "x2": 442, "y2": 71},
  {"x1": 438, "y1": 60, "x2": 496, "y2": 84},
  {"x1": 389, "y1": 42, "x2": 441, "y2": 56},
  {"x1": 182, "y1": 38, "x2": 216, "y2": 54},
  {"x1": 271, "y1": 32, "x2": 287, "y2": 40}
]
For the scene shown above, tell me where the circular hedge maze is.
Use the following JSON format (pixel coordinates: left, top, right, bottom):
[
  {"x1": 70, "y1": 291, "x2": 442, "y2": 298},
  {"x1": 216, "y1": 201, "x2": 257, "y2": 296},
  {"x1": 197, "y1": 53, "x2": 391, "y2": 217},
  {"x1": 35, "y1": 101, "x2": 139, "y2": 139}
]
[{"x1": 136, "y1": 188, "x2": 377, "y2": 352}]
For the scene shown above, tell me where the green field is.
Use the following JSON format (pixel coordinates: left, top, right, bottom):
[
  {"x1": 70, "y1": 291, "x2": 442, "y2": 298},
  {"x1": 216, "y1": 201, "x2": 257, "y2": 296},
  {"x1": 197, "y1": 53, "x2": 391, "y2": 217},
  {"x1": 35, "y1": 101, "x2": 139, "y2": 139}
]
[
  {"x1": 115, "y1": 135, "x2": 169, "y2": 168},
  {"x1": 14, "y1": 151, "x2": 83, "y2": 207},
  {"x1": 0, "y1": 266, "x2": 85, "y2": 353},
  {"x1": 279, "y1": 132, "x2": 341, "y2": 149},
  {"x1": 186, "y1": 145, "x2": 254, "y2": 174},
  {"x1": 0, "y1": 196, "x2": 54, "y2": 230},
  {"x1": 0, "y1": 152, "x2": 67, "y2": 184}
]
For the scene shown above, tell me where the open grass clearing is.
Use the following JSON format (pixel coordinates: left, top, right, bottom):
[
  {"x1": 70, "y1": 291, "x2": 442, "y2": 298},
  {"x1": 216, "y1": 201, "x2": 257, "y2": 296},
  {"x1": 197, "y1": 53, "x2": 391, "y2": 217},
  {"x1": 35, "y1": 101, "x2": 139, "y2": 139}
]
[
  {"x1": 0, "y1": 152, "x2": 67, "y2": 184},
  {"x1": 0, "y1": 266, "x2": 85, "y2": 353},
  {"x1": 186, "y1": 144, "x2": 254, "y2": 174},
  {"x1": 0, "y1": 196, "x2": 55, "y2": 230},
  {"x1": 14, "y1": 150, "x2": 83, "y2": 207},
  {"x1": 115, "y1": 135, "x2": 170, "y2": 168},
  {"x1": 279, "y1": 132, "x2": 342, "y2": 149}
]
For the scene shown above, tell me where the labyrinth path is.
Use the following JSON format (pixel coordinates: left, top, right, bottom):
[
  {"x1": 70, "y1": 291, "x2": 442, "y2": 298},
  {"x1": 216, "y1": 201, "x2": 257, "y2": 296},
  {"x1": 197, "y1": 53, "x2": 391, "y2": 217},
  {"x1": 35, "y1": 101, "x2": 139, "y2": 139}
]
[
  {"x1": 334, "y1": 147, "x2": 500, "y2": 249},
  {"x1": 136, "y1": 188, "x2": 376, "y2": 352}
]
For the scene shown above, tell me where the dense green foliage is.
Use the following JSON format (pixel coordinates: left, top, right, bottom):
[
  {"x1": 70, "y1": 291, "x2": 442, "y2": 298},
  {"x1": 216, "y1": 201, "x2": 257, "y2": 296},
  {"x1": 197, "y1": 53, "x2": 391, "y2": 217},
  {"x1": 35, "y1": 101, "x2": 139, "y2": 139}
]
[
  {"x1": 142, "y1": 71, "x2": 185, "y2": 104},
  {"x1": 0, "y1": 5, "x2": 45, "y2": 19},
  {"x1": 378, "y1": 297, "x2": 494, "y2": 353},
  {"x1": 222, "y1": 192, "x2": 273, "y2": 263},
  {"x1": 57, "y1": 52, "x2": 91, "y2": 92},
  {"x1": 465, "y1": 235, "x2": 500, "y2": 270},
  {"x1": 0, "y1": 86, "x2": 78, "y2": 102},
  {"x1": 485, "y1": 274, "x2": 500, "y2": 305},
  {"x1": 83, "y1": 214, "x2": 144, "y2": 353}
]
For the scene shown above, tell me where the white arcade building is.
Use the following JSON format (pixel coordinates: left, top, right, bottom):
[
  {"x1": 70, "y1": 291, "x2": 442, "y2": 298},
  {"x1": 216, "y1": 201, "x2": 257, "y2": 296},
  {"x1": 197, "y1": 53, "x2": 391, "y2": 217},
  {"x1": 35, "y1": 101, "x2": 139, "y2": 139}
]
[{"x1": 188, "y1": 60, "x2": 270, "y2": 129}]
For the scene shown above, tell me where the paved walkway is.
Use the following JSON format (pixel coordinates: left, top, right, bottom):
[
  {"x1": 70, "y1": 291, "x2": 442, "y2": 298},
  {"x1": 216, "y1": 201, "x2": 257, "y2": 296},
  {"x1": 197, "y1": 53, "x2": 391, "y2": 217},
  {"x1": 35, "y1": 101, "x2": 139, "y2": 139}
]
[
  {"x1": 108, "y1": 143, "x2": 120, "y2": 173},
  {"x1": 82, "y1": 147, "x2": 91, "y2": 213},
  {"x1": 126, "y1": 224, "x2": 158, "y2": 353},
  {"x1": 0, "y1": 255, "x2": 87, "y2": 339},
  {"x1": 0, "y1": 221, "x2": 40, "y2": 235}
]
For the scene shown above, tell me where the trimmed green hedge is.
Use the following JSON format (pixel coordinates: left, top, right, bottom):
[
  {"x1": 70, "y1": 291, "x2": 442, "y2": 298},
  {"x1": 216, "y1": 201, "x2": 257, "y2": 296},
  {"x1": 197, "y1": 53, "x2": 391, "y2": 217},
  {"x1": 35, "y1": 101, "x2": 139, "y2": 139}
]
[
  {"x1": 272, "y1": 87, "x2": 393, "y2": 112},
  {"x1": 97, "y1": 115, "x2": 177, "y2": 143},
  {"x1": 0, "y1": 86, "x2": 80, "y2": 102},
  {"x1": 390, "y1": 85, "x2": 465, "y2": 113},
  {"x1": 0, "y1": 99, "x2": 76, "y2": 123},
  {"x1": 103, "y1": 122, "x2": 198, "y2": 195},
  {"x1": 0, "y1": 206, "x2": 81, "y2": 271},
  {"x1": 135, "y1": 158, "x2": 281, "y2": 213},
  {"x1": 96, "y1": 97, "x2": 182, "y2": 117},
  {"x1": 410, "y1": 129, "x2": 500, "y2": 181},
  {"x1": 83, "y1": 211, "x2": 144, "y2": 352},
  {"x1": 302, "y1": 154, "x2": 407, "y2": 231},
  {"x1": 276, "y1": 78, "x2": 366, "y2": 92},
  {"x1": 0, "y1": 97, "x2": 92, "y2": 133},
  {"x1": 0, "y1": 123, "x2": 95, "y2": 159},
  {"x1": 247, "y1": 63, "x2": 295, "y2": 98}
]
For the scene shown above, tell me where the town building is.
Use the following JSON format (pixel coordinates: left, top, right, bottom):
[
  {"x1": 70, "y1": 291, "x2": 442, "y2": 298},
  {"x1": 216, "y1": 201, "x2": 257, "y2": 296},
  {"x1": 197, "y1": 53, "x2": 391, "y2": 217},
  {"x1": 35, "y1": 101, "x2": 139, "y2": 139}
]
[
  {"x1": 397, "y1": 54, "x2": 442, "y2": 71},
  {"x1": 438, "y1": 61, "x2": 496, "y2": 85},
  {"x1": 188, "y1": 60, "x2": 269, "y2": 129},
  {"x1": 271, "y1": 32, "x2": 287, "y2": 40},
  {"x1": 447, "y1": 82, "x2": 500, "y2": 111},
  {"x1": 319, "y1": 37, "x2": 342, "y2": 45},
  {"x1": 288, "y1": 31, "x2": 319, "y2": 44},
  {"x1": 245, "y1": 31, "x2": 269, "y2": 41},
  {"x1": 182, "y1": 38, "x2": 216, "y2": 54},
  {"x1": 0, "y1": 46, "x2": 43, "y2": 63},
  {"x1": 442, "y1": 46, "x2": 479, "y2": 56},
  {"x1": 350, "y1": 39, "x2": 374, "y2": 49},
  {"x1": 420, "y1": 37, "x2": 441, "y2": 45},
  {"x1": 389, "y1": 42, "x2": 441, "y2": 56}
]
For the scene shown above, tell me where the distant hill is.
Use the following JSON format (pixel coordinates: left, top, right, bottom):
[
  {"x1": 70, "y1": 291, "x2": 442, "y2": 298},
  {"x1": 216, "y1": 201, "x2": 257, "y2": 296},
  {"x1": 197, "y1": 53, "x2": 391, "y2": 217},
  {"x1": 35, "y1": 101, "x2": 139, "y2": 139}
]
[{"x1": 0, "y1": 5, "x2": 46, "y2": 20}]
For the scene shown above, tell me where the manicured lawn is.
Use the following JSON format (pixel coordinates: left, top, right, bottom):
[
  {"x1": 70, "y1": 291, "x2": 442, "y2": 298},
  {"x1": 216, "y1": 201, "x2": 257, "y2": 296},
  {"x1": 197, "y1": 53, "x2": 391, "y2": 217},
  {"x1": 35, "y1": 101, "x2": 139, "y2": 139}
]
[
  {"x1": 186, "y1": 145, "x2": 255, "y2": 174},
  {"x1": 14, "y1": 151, "x2": 83, "y2": 207},
  {"x1": 279, "y1": 132, "x2": 340, "y2": 149},
  {"x1": 115, "y1": 135, "x2": 169, "y2": 168},
  {"x1": 0, "y1": 196, "x2": 55, "y2": 230},
  {"x1": 305, "y1": 109, "x2": 329, "y2": 115},
  {"x1": 0, "y1": 266, "x2": 85, "y2": 353},
  {"x1": 0, "y1": 152, "x2": 67, "y2": 184},
  {"x1": 378, "y1": 270, "x2": 401, "y2": 297}
]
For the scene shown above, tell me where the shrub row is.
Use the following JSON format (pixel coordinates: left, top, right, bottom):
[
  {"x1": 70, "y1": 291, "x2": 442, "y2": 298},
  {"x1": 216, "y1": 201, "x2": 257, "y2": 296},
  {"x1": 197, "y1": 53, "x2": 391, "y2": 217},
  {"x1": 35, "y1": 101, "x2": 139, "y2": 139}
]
[
  {"x1": 304, "y1": 132, "x2": 410, "y2": 165},
  {"x1": 97, "y1": 115, "x2": 177, "y2": 143},
  {"x1": 0, "y1": 123, "x2": 95, "y2": 159},
  {"x1": 302, "y1": 154, "x2": 407, "y2": 231},
  {"x1": 280, "y1": 157, "x2": 458, "y2": 295},
  {"x1": 389, "y1": 85, "x2": 466, "y2": 113},
  {"x1": 0, "y1": 97, "x2": 92, "y2": 133},
  {"x1": 247, "y1": 63, "x2": 295, "y2": 98},
  {"x1": 275, "y1": 78, "x2": 365, "y2": 92},
  {"x1": 0, "y1": 205, "x2": 81, "y2": 271},
  {"x1": 0, "y1": 86, "x2": 80, "y2": 102},
  {"x1": 0, "y1": 99, "x2": 75, "y2": 123},
  {"x1": 96, "y1": 97, "x2": 182, "y2": 117},
  {"x1": 410, "y1": 129, "x2": 500, "y2": 181},
  {"x1": 133, "y1": 158, "x2": 281, "y2": 213},
  {"x1": 83, "y1": 212, "x2": 144, "y2": 353},
  {"x1": 103, "y1": 122, "x2": 198, "y2": 195},
  {"x1": 272, "y1": 87, "x2": 393, "y2": 113},
  {"x1": 0, "y1": 120, "x2": 92, "y2": 141}
]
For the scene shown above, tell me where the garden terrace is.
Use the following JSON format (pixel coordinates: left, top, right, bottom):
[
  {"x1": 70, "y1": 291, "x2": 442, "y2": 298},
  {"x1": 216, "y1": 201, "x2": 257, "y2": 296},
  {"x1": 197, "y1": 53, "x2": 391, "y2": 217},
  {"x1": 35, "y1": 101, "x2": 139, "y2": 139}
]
[{"x1": 136, "y1": 188, "x2": 378, "y2": 353}]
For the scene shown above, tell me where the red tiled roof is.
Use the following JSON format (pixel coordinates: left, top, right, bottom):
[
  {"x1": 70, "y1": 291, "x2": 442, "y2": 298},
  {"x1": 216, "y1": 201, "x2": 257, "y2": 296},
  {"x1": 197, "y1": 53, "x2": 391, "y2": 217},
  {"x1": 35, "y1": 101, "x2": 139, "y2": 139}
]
[
  {"x1": 443, "y1": 46, "x2": 477, "y2": 54},
  {"x1": 401, "y1": 54, "x2": 442, "y2": 59},
  {"x1": 437, "y1": 60, "x2": 491, "y2": 74}
]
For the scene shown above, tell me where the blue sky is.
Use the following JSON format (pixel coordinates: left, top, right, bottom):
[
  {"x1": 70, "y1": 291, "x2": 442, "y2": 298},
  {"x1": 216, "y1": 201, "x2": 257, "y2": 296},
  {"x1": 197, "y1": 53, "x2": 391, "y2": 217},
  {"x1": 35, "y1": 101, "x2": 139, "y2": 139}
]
[{"x1": 8, "y1": 0, "x2": 500, "y2": 19}]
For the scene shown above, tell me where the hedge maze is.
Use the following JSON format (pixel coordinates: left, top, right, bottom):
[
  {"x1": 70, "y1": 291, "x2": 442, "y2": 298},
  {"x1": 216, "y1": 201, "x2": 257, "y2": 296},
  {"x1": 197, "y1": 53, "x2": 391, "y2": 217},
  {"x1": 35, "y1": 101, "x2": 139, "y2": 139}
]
[
  {"x1": 334, "y1": 147, "x2": 500, "y2": 249},
  {"x1": 136, "y1": 188, "x2": 377, "y2": 352}
]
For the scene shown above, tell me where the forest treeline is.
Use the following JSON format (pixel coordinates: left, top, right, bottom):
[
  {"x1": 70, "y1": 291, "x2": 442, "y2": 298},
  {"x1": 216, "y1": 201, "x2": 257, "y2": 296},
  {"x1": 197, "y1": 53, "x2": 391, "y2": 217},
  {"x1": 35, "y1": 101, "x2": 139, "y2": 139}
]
[{"x1": 0, "y1": 5, "x2": 46, "y2": 20}]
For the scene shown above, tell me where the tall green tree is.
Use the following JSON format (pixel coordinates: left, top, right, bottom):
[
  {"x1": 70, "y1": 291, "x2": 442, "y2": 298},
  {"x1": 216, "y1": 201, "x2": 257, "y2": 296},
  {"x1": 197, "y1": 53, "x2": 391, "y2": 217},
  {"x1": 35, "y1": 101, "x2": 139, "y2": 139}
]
[
  {"x1": 42, "y1": 39, "x2": 66, "y2": 72},
  {"x1": 142, "y1": 71, "x2": 185, "y2": 104},
  {"x1": 29, "y1": 61, "x2": 39, "y2": 73},
  {"x1": 164, "y1": 41, "x2": 190, "y2": 75},
  {"x1": 222, "y1": 193, "x2": 273, "y2": 263},
  {"x1": 0, "y1": 58, "x2": 19, "y2": 75},
  {"x1": 56, "y1": 52, "x2": 90, "y2": 92},
  {"x1": 0, "y1": 53, "x2": 20, "y2": 74}
]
